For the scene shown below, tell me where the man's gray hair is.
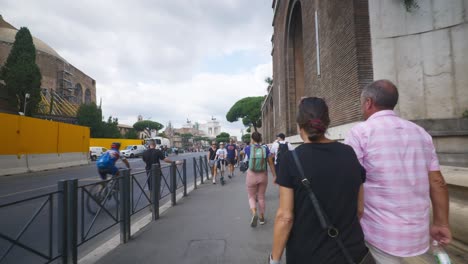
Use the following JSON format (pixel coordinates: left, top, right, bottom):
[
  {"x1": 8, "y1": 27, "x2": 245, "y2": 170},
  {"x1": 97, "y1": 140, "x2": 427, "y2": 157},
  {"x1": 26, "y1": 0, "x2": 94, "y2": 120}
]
[{"x1": 362, "y1": 79, "x2": 399, "y2": 110}]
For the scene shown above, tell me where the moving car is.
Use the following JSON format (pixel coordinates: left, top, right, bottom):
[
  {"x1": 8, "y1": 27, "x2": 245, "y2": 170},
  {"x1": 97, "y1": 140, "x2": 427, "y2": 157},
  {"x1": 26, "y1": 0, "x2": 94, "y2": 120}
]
[
  {"x1": 89, "y1": 146, "x2": 107, "y2": 161},
  {"x1": 121, "y1": 145, "x2": 146, "y2": 158}
]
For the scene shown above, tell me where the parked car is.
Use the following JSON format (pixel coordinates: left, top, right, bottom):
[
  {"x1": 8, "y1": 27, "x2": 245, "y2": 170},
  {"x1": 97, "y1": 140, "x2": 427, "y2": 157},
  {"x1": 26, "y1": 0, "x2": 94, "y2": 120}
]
[
  {"x1": 121, "y1": 145, "x2": 146, "y2": 158},
  {"x1": 89, "y1": 146, "x2": 107, "y2": 161}
]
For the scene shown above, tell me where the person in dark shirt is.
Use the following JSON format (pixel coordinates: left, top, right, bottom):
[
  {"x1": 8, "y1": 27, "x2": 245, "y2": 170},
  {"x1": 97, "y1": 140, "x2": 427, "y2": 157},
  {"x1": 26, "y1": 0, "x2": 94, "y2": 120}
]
[
  {"x1": 270, "y1": 97, "x2": 370, "y2": 264},
  {"x1": 143, "y1": 140, "x2": 182, "y2": 191},
  {"x1": 207, "y1": 142, "x2": 218, "y2": 184}
]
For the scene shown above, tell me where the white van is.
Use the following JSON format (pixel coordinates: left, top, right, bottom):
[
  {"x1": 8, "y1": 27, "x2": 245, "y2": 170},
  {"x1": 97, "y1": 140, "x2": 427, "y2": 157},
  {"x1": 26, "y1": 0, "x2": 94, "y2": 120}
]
[
  {"x1": 144, "y1": 137, "x2": 170, "y2": 148},
  {"x1": 121, "y1": 145, "x2": 146, "y2": 158},
  {"x1": 89, "y1": 146, "x2": 107, "y2": 161}
]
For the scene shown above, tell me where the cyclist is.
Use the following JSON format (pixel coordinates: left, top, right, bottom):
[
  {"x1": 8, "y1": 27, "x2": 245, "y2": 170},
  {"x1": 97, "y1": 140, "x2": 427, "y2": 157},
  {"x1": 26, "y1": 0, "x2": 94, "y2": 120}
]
[
  {"x1": 96, "y1": 142, "x2": 131, "y2": 180},
  {"x1": 215, "y1": 142, "x2": 228, "y2": 184}
]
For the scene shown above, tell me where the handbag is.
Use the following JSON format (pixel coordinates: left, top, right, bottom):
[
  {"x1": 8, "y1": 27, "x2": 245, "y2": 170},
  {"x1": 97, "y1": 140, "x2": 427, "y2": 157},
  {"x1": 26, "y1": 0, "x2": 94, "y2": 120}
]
[
  {"x1": 239, "y1": 161, "x2": 249, "y2": 172},
  {"x1": 291, "y1": 150, "x2": 375, "y2": 264}
]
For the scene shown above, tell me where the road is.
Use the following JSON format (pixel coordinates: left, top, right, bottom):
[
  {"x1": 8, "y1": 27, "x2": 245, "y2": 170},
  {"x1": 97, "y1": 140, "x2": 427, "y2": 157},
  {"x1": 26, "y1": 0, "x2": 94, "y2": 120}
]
[{"x1": 0, "y1": 152, "x2": 208, "y2": 264}]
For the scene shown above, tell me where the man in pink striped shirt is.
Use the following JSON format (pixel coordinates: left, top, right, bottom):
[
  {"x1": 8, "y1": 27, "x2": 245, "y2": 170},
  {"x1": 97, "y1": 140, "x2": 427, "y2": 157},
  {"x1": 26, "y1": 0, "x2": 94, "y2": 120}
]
[{"x1": 345, "y1": 80, "x2": 451, "y2": 263}]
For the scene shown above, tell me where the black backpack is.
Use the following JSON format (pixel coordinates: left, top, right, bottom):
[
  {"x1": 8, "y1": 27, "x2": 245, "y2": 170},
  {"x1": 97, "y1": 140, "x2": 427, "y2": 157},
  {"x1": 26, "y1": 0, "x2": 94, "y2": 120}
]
[{"x1": 276, "y1": 142, "x2": 289, "y2": 164}]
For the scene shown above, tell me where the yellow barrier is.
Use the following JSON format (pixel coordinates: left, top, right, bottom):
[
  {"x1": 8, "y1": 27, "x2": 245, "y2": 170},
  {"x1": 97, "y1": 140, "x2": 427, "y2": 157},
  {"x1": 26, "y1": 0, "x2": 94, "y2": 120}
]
[
  {"x1": 89, "y1": 138, "x2": 145, "y2": 150},
  {"x1": 0, "y1": 113, "x2": 90, "y2": 155}
]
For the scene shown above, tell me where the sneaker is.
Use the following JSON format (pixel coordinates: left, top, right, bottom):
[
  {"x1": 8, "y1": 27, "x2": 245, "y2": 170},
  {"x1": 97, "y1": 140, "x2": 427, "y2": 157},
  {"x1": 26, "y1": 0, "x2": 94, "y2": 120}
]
[
  {"x1": 228, "y1": 174, "x2": 232, "y2": 179},
  {"x1": 259, "y1": 217, "x2": 265, "y2": 225},
  {"x1": 250, "y1": 214, "x2": 258, "y2": 227},
  {"x1": 212, "y1": 179, "x2": 216, "y2": 184}
]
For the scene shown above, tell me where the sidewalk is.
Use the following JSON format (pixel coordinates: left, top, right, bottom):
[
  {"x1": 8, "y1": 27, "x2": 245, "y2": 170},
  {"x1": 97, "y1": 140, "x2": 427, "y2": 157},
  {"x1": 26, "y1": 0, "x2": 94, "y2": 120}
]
[
  {"x1": 94, "y1": 167, "x2": 467, "y2": 264},
  {"x1": 96, "y1": 170, "x2": 278, "y2": 264}
]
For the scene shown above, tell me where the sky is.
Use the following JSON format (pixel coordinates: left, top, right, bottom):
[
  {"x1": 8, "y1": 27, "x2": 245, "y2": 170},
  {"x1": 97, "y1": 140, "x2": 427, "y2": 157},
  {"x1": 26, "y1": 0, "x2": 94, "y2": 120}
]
[{"x1": 1, "y1": 0, "x2": 273, "y2": 139}]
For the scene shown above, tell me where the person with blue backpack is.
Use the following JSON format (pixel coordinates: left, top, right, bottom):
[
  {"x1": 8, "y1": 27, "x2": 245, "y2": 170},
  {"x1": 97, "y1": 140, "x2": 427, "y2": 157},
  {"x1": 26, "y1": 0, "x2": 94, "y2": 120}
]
[
  {"x1": 96, "y1": 142, "x2": 131, "y2": 180},
  {"x1": 244, "y1": 131, "x2": 276, "y2": 227}
]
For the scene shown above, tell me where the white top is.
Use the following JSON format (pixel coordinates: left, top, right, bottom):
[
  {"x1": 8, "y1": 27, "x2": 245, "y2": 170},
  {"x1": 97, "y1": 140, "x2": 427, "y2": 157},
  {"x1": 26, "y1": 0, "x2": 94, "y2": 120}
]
[
  {"x1": 270, "y1": 140, "x2": 294, "y2": 164},
  {"x1": 215, "y1": 148, "x2": 227, "y2": 159}
]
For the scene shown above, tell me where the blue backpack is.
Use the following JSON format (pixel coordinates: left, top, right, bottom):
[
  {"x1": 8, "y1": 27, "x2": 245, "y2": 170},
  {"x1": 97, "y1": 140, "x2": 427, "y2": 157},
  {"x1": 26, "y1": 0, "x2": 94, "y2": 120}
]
[{"x1": 97, "y1": 151, "x2": 112, "y2": 169}]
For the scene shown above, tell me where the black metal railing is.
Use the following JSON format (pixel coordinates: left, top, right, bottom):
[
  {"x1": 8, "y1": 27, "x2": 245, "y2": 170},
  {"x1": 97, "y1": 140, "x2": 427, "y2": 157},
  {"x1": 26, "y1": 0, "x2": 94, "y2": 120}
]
[{"x1": 0, "y1": 156, "x2": 211, "y2": 264}]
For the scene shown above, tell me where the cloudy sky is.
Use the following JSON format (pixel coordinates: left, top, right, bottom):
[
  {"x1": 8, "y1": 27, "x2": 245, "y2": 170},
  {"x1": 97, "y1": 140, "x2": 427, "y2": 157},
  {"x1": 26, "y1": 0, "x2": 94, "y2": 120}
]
[{"x1": 2, "y1": 0, "x2": 273, "y2": 138}]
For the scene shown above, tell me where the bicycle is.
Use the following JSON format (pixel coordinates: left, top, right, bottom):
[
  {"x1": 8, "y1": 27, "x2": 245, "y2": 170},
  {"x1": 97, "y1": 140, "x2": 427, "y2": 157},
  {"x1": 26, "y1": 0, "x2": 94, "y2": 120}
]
[
  {"x1": 86, "y1": 177, "x2": 120, "y2": 214},
  {"x1": 217, "y1": 158, "x2": 227, "y2": 185}
]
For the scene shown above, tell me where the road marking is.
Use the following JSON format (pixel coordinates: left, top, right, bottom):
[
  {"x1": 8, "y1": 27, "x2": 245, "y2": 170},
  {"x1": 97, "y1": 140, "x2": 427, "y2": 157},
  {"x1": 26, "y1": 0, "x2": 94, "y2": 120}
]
[{"x1": 0, "y1": 184, "x2": 56, "y2": 199}]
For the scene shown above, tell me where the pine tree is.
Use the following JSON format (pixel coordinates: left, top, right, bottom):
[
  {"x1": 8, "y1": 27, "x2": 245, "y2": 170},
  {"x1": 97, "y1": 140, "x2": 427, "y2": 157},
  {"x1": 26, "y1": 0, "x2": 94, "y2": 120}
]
[{"x1": 0, "y1": 27, "x2": 41, "y2": 116}]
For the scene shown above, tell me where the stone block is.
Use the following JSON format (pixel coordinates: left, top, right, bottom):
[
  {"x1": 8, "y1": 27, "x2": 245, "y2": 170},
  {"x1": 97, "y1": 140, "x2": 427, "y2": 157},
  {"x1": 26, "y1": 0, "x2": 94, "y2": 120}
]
[
  {"x1": 424, "y1": 73, "x2": 455, "y2": 118},
  {"x1": 0, "y1": 155, "x2": 28, "y2": 176},
  {"x1": 371, "y1": 38, "x2": 397, "y2": 81},
  {"x1": 421, "y1": 29, "x2": 452, "y2": 75},
  {"x1": 395, "y1": 35, "x2": 426, "y2": 120},
  {"x1": 369, "y1": 0, "x2": 406, "y2": 38},
  {"x1": 451, "y1": 23, "x2": 468, "y2": 116},
  {"x1": 433, "y1": 0, "x2": 464, "y2": 29},
  {"x1": 433, "y1": 136, "x2": 468, "y2": 153},
  {"x1": 405, "y1": 0, "x2": 433, "y2": 35}
]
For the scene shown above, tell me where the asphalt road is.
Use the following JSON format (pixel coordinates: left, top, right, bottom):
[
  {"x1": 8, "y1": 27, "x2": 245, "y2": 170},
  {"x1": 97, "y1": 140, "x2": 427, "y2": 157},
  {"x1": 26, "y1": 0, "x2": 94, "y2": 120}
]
[{"x1": 0, "y1": 152, "x2": 209, "y2": 264}]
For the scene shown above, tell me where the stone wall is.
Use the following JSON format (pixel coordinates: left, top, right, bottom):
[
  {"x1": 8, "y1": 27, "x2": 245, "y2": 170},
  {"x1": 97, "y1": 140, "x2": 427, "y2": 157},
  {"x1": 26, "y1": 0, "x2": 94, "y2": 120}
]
[
  {"x1": 369, "y1": 0, "x2": 468, "y2": 120},
  {"x1": 267, "y1": 0, "x2": 373, "y2": 137}
]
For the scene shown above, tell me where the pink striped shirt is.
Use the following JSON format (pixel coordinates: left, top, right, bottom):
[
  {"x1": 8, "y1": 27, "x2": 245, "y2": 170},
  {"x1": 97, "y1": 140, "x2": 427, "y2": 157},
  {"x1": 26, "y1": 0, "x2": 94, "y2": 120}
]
[{"x1": 345, "y1": 110, "x2": 440, "y2": 257}]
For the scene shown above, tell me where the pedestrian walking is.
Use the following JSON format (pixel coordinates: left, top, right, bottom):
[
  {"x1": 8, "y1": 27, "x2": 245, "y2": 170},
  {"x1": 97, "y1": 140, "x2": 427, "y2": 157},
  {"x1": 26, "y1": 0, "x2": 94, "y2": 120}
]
[
  {"x1": 208, "y1": 142, "x2": 217, "y2": 184},
  {"x1": 345, "y1": 80, "x2": 451, "y2": 262},
  {"x1": 214, "y1": 142, "x2": 228, "y2": 185},
  {"x1": 244, "y1": 132, "x2": 276, "y2": 227},
  {"x1": 270, "y1": 97, "x2": 371, "y2": 264},
  {"x1": 142, "y1": 140, "x2": 182, "y2": 191},
  {"x1": 225, "y1": 138, "x2": 238, "y2": 178},
  {"x1": 270, "y1": 133, "x2": 294, "y2": 178}
]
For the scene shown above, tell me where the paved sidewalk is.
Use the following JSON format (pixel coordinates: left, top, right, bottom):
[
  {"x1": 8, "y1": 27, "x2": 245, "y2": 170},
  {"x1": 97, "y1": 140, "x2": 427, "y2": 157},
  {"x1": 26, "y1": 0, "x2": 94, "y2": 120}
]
[{"x1": 97, "y1": 170, "x2": 278, "y2": 264}]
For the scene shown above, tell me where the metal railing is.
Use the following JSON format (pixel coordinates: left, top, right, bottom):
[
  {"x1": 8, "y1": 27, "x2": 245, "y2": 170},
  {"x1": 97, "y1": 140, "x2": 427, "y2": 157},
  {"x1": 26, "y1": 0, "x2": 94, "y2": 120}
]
[{"x1": 0, "y1": 156, "x2": 210, "y2": 264}]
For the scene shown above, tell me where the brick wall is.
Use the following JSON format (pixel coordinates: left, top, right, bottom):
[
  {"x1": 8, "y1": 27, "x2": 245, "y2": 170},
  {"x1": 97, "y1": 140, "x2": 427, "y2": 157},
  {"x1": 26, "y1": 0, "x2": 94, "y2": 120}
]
[{"x1": 266, "y1": 0, "x2": 373, "y2": 141}]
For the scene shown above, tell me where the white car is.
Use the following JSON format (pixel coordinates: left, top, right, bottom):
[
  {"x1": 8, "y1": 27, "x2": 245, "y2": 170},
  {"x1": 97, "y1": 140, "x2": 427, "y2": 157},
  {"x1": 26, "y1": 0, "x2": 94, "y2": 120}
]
[
  {"x1": 121, "y1": 145, "x2": 146, "y2": 158},
  {"x1": 89, "y1": 146, "x2": 107, "y2": 161}
]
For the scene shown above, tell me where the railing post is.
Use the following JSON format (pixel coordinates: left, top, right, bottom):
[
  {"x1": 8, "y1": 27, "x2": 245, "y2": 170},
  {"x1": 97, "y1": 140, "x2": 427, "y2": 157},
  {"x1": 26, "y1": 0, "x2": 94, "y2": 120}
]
[
  {"x1": 57, "y1": 180, "x2": 68, "y2": 264},
  {"x1": 151, "y1": 164, "x2": 161, "y2": 220},
  {"x1": 171, "y1": 162, "x2": 177, "y2": 206},
  {"x1": 183, "y1": 159, "x2": 187, "y2": 196},
  {"x1": 199, "y1": 156, "x2": 204, "y2": 184},
  {"x1": 204, "y1": 155, "x2": 209, "y2": 180},
  {"x1": 119, "y1": 169, "x2": 131, "y2": 243},
  {"x1": 193, "y1": 157, "x2": 197, "y2": 189},
  {"x1": 66, "y1": 179, "x2": 78, "y2": 264}
]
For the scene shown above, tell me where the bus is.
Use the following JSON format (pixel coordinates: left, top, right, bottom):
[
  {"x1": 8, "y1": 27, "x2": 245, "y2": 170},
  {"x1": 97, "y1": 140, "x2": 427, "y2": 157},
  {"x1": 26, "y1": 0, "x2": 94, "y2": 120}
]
[{"x1": 144, "y1": 136, "x2": 170, "y2": 148}]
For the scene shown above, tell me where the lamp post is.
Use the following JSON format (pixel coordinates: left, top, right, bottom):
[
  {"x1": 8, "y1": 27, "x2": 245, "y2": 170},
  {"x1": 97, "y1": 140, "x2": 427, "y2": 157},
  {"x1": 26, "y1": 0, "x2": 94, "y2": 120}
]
[{"x1": 23, "y1": 93, "x2": 30, "y2": 115}]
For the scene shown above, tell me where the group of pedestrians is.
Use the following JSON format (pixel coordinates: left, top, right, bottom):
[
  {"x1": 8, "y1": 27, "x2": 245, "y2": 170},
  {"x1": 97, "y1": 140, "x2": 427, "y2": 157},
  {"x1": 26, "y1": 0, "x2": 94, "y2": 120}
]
[
  {"x1": 269, "y1": 80, "x2": 451, "y2": 264},
  {"x1": 207, "y1": 138, "x2": 240, "y2": 185}
]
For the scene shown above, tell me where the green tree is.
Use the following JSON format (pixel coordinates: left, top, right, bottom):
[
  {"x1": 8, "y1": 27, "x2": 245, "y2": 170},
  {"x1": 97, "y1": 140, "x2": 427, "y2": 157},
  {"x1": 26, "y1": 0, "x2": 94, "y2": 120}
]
[
  {"x1": 133, "y1": 120, "x2": 164, "y2": 132},
  {"x1": 0, "y1": 27, "x2": 41, "y2": 116},
  {"x1": 102, "y1": 116, "x2": 120, "y2": 138},
  {"x1": 242, "y1": 134, "x2": 251, "y2": 143},
  {"x1": 216, "y1": 132, "x2": 230, "y2": 144},
  {"x1": 265, "y1": 77, "x2": 273, "y2": 86},
  {"x1": 125, "y1": 128, "x2": 139, "y2": 139},
  {"x1": 76, "y1": 103, "x2": 103, "y2": 137},
  {"x1": 226, "y1": 96, "x2": 263, "y2": 132}
]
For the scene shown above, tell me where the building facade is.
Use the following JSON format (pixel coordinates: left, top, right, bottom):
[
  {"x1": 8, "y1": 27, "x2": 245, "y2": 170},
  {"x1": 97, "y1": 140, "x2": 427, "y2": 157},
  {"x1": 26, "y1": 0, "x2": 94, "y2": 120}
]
[
  {"x1": 0, "y1": 15, "x2": 96, "y2": 115},
  {"x1": 263, "y1": 0, "x2": 468, "y2": 166}
]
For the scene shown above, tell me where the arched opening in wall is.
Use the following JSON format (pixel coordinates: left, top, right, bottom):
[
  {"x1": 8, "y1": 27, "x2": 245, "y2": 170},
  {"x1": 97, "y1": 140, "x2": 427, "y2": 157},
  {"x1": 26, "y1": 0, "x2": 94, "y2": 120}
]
[
  {"x1": 84, "y1": 88, "x2": 91, "y2": 104},
  {"x1": 285, "y1": 1, "x2": 305, "y2": 135},
  {"x1": 75, "y1": 84, "x2": 83, "y2": 104}
]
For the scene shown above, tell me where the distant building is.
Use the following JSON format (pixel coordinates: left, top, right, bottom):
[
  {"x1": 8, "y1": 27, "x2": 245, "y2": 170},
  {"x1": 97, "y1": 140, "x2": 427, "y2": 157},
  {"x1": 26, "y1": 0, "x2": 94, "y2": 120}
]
[
  {"x1": 0, "y1": 15, "x2": 96, "y2": 118},
  {"x1": 199, "y1": 117, "x2": 222, "y2": 137},
  {"x1": 117, "y1": 124, "x2": 133, "y2": 136}
]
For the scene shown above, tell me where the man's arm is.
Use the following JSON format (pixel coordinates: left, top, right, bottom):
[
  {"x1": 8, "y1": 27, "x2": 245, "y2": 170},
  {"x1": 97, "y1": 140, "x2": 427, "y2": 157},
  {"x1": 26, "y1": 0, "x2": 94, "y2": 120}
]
[
  {"x1": 271, "y1": 186, "x2": 294, "y2": 261},
  {"x1": 357, "y1": 184, "x2": 364, "y2": 219},
  {"x1": 122, "y1": 158, "x2": 130, "y2": 169},
  {"x1": 429, "y1": 170, "x2": 451, "y2": 245}
]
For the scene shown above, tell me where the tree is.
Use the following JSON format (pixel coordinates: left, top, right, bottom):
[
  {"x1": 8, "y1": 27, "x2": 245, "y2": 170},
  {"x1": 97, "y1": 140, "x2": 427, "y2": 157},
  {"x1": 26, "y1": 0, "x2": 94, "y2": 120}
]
[
  {"x1": 133, "y1": 120, "x2": 164, "y2": 134},
  {"x1": 101, "y1": 116, "x2": 120, "y2": 138},
  {"x1": 76, "y1": 103, "x2": 103, "y2": 137},
  {"x1": 265, "y1": 77, "x2": 273, "y2": 86},
  {"x1": 242, "y1": 134, "x2": 251, "y2": 143},
  {"x1": 125, "y1": 128, "x2": 139, "y2": 139},
  {"x1": 0, "y1": 27, "x2": 41, "y2": 116},
  {"x1": 216, "y1": 132, "x2": 230, "y2": 144},
  {"x1": 226, "y1": 97, "x2": 263, "y2": 132}
]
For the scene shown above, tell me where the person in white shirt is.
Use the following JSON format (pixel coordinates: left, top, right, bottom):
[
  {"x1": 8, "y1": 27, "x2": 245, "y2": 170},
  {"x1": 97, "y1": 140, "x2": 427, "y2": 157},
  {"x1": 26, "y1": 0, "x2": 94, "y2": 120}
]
[
  {"x1": 269, "y1": 133, "x2": 294, "y2": 178},
  {"x1": 214, "y1": 142, "x2": 228, "y2": 184}
]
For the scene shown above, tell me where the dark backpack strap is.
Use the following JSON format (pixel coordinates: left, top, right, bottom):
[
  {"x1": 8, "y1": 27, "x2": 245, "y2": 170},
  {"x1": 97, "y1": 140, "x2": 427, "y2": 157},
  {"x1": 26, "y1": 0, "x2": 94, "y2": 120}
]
[{"x1": 291, "y1": 150, "x2": 356, "y2": 264}]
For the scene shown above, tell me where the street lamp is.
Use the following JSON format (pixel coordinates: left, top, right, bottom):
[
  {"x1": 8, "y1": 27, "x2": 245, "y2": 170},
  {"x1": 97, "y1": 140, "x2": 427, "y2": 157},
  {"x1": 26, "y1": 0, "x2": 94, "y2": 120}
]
[{"x1": 23, "y1": 93, "x2": 30, "y2": 115}]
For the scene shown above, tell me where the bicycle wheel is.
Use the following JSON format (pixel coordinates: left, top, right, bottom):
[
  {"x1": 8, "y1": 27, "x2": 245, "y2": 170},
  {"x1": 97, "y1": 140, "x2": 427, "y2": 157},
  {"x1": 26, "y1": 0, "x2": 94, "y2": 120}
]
[{"x1": 86, "y1": 183, "x2": 106, "y2": 214}]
